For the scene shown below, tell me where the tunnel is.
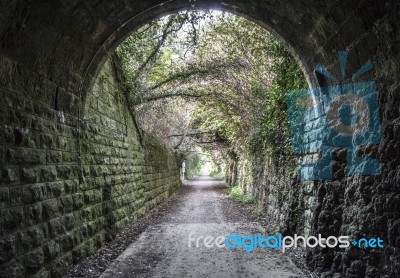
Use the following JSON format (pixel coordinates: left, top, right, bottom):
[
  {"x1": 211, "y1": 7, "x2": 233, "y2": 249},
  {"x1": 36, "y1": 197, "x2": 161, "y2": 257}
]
[{"x1": 0, "y1": 0, "x2": 399, "y2": 277}]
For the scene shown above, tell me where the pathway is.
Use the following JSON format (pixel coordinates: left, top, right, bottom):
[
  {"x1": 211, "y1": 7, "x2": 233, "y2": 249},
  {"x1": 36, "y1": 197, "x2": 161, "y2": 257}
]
[{"x1": 99, "y1": 176, "x2": 304, "y2": 278}]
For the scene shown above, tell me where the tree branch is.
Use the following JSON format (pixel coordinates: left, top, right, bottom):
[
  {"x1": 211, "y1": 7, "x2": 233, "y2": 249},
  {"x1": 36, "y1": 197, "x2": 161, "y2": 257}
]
[
  {"x1": 133, "y1": 13, "x2": 189, "y2": 82},
  {"x1": 147, "y1": 60, "x2": 246, "y2": 91},
  {"x1": 168, "y1": 131, "x2": 215, "y2": 137},
  {"x1": 141, "y1": 92, "x2": 214, "y2": 103}
]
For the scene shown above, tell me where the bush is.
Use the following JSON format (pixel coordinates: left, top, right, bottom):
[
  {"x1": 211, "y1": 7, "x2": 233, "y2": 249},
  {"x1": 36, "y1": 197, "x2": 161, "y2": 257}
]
[
  {"x1": 227, "y1": 186, "x2": 254, "y2": 204},
  {"x1": 210, "y1": 169, "x2": 225, "y2": 179}
]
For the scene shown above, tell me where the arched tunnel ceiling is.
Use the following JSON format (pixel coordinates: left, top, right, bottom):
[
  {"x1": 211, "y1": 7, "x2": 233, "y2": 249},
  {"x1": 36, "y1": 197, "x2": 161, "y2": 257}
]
[{"x1": 0, "y1": 0, "x2": 395, "y2": 92}]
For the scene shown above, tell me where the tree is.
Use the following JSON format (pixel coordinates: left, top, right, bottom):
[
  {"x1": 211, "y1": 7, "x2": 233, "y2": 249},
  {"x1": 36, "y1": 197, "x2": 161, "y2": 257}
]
[{"x1": 115, "y1": 10, "x2": 306, "y2": 173}]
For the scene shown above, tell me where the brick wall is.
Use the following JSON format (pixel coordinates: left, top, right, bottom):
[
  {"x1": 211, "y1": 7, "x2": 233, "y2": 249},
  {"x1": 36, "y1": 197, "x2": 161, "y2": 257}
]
[{"x1": 0, "y1": 56, "x2": 181, "y2": 278}]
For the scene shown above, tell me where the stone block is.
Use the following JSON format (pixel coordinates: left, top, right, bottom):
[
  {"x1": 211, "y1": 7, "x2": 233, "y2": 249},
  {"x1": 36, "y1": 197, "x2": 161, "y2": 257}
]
[
  {"x1": 59, "y1": 196, "x2": 73, "y2": 214},
  {"x1": 42, "y1": 199, "x2": 59, "y2": 220},
  {"x1": 13, "y1": 128, "x2": 39, "y2": 148},
  {"x1": 83, "y1": 189, "x2": 102, "y2": 205},
  {"x1": 4, "y1": 93, "x2": 33, "y2": 113},
  {"x1": 0, "y1": 233, "x2": 23, "y2": 264},
  {"x1": 22, "y1": 184, "x2": 46, "y2": 204},
  {"x1": 20, "y1": 167, "x2": 39, "y2": 184},
  {"x1": 19, "y1": 224, "x2": 46, "y2": 252},
  {"x1": 43, "y1": 240, "x2": 60, "y2": 262},
  {"x1": 0, "y1": 188, "x2": 9, "y2": 208},
  {"x1": 84, "y1": 238, "x2": 97, "y2": 257},
  {"x1": 55, "y1": 165, "x2": 71, "y2": 180},
  {"x1": 49, "y1": 253, "x2": 73, "y2": 278},
  {"x1": 40, "y1": 134, "x2": 56, "y2": 150},
  {"x1": 72, "y1": 193, "x2": 84, "y2": 209},
  {"x1": 46, "y1": 182, "x2": 64, "y2": 198},
  {"x1": 0, "y1": 206, "x2": 24, "y2": 235},
  {"x1": 71, "y1": 245, "x2": 86, "y2": 265},
  {"x1": 0, "y1": 256, "x2": 25, "y2": 278},
  {"x1": 29, "y1": 267, "x2": 49, "y2": 278},
  {"x1": 8, "y1": 110, "x2": 33, "y2": 130},
  {"x1": 0, "y1": 148, "x2": 5, "y2": 164},
  {"x1": 61, "y1": 152, "x2": 77, "y2": 164},
  {"x1": 25, "y1": 247, "x2": 44, "y2": 273},
  {"x1": 48, "y1": 217, "x2": 65, "y2": 238},
  {"x1": 0, "y1": 166, "x2": 19, "y2": 185},
  {"x1": 9, "y1": 186, "x2": 24, "y2": 206},
  {"x1": 95, "y1": 231, "x2": 106, "y2": 248},
  {"x1": 25, "y1": 203, "x2": 43, "y2": 227},
  {"x1": 64, "y1": 180, "x2": 78, "y2": 194},
  {"x1": 63, "y1": 213, "x2": 76, "y2": 231},
  {"x1": 0, "y1": 124, "x2": 14, "y2": 145},
  {"x1": 46, "y1": 150, "x2": 62, "y2": 164},
  {"x1": 7, "y1": 148, "x2": 45, "y2": 165},
  {"x1": 91, "y1": 204, "x2": 102, "y2": 219},
  {"x1": 30, "y1": 117, "x2": 46, "y2": 133},
  {"x1": 79, "y1": 207, "x2": 93, "y2": 222},
  {"x1": 56, "y1": 232, "x2": 74, "y2": 253},
  {"x1": 87, "y1": 220, "x2": 100, "y2": 237},
  {"x1": 40, "y1": 167, "x2": 57, "y2": 182}
]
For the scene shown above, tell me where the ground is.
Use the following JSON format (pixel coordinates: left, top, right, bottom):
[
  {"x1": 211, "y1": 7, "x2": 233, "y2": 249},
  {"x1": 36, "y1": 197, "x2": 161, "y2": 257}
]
[{"x1": 64, "y1": 176, "x2": 309, "y2": 278}]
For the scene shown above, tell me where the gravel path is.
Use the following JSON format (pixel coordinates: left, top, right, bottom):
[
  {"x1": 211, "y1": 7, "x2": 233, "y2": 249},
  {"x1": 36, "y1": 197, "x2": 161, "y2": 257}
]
[{"x1": 64, "y1": 176, "x2": 310, "y2": 278}]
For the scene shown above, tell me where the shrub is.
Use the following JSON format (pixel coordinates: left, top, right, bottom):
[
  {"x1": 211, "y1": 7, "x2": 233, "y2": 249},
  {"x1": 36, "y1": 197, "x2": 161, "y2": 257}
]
[{"x1": 228, "y1": 186, "x2": 254, "y2": 204}]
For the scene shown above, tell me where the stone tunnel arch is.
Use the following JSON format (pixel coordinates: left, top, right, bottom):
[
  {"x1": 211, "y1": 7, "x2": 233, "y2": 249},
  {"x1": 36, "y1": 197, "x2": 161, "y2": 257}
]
[
  {"x1": 80, "y1": 2, "x2": 318, "y2": 100},
  {"x1": 4, "y1": 0, "x2": 394, "y2": 107},
  {"x1": 0, "y1": 0, "x2": 399, "y2": 277}
]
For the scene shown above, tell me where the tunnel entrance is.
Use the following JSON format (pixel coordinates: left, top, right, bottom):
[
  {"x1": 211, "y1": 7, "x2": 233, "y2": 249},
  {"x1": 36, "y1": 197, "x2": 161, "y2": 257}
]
[{"x1": 0, "y1": 1, "x2": 399, "y2": 278}]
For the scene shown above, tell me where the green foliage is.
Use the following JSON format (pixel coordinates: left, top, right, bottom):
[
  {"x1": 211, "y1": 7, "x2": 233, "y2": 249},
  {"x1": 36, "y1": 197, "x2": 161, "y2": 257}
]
[
  {"x1": 115, "y1": 11, "x2": 306, "y2": 172},
  {"x1": 252, "y1": 204, "x2": 264, "y2": 216},
  {"x1": 184, "y1": 152, "x2": 203, "y2": 179},
  {"x1": 210, "y1": 168, "x2": 225, "y2": 179},
  {"x1": 227, "y1": 186, "x2": 254, "y2": 204},
  {"x1": 248, "y1": 43, "x2": 306, "y2": 161}
]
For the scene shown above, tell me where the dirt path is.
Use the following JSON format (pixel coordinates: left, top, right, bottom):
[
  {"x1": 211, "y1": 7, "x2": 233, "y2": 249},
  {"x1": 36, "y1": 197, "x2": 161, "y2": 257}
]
[{"x1": 97, "y1": 176, "x2": 304, "y2": 278}]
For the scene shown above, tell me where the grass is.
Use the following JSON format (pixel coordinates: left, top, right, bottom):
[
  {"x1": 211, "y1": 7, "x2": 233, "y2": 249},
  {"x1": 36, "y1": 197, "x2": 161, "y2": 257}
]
[
  {"x1": 252, "y1": 205, "x2": 264, "y2": 216},
  {"x1": 209, "y1": 169, "x2": 226, "y2": 180},
  {"x1": 227, "y1": 186, "x2": 254, "y2": 204}
]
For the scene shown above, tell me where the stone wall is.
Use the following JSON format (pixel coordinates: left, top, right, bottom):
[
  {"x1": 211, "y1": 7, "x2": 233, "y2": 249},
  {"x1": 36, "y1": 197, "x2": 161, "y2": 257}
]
[
  {"x1": 229, "y1": 115, "x2": 400, "y2": 277},
  {"x1": 227, "y1": 149, "x2": 316, "y2": 237},
  {"x1": 0, "y1": 57, "x2": 181, "y2": 278}
]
